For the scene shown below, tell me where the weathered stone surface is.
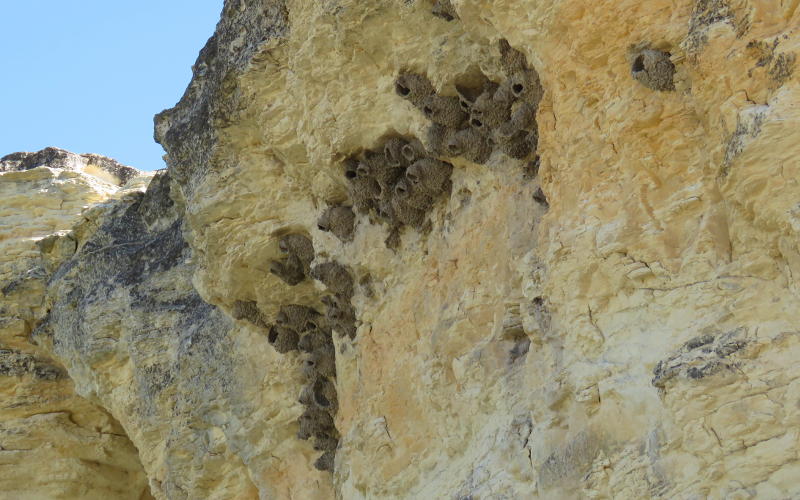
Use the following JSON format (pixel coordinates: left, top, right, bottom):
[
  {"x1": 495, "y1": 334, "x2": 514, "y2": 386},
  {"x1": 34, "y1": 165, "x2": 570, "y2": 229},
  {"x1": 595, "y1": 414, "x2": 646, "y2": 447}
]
[
  {"x1": 40, "y1": 171, "x2": 330, "y2": 499},
  {"x1": 1, "y1": 147, "x2": 139, "y2": 184},
  {"x1": 149, "y1": 0, "x2": 800, "y2": 497},
  {"x1": 4, "y1": 0, "x2": 800, "y2": 499},
  {"x1": 0, "y1": 148, "x2": 152, "y2": 499}
]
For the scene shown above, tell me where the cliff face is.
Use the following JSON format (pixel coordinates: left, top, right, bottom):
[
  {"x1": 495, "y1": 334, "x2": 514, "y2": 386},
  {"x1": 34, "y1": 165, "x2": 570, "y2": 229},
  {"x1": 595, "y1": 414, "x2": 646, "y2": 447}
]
[
  {"x1": 0, "y1": 149, "x2": 152, "y2": 499},
  {"x1": 3, "y1": 0, "x2": 800, "y2": 498}
]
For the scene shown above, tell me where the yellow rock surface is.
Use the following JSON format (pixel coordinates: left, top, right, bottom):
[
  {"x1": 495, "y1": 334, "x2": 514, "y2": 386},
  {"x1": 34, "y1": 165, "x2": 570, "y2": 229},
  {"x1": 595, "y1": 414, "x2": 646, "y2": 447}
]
[
  {"x1": 166, "y1": 0, "x2": 799, "y2": 497},
  {"x1": 4, "y1": 0, "x2": 800, "y2": 498},
  {"x1": 0, "y1": 149, "x2": 152, "y2": 499}
]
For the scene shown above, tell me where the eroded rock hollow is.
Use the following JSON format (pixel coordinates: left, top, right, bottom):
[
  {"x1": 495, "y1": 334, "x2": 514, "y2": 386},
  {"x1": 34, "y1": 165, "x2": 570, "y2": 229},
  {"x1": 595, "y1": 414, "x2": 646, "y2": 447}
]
[{"x1": 2, "y1": 0, "x2": 800, "y2": 498}]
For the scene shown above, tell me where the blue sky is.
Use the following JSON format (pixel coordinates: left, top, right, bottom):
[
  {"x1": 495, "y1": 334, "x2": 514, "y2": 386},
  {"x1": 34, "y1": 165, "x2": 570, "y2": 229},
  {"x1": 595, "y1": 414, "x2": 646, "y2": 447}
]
[{"x1": 0, "y1": 1, "x2": 222, "y2": 171}]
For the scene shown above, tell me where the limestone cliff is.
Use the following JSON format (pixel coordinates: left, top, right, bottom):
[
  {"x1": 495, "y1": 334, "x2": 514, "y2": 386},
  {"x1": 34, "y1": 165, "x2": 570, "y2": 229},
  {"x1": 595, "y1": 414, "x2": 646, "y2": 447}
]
[
  {"x1": 0, "y1": 148, "x2": 151, "y2": 499},
  {"x1": 3, "y1": 0, "x2": 800, "y2": 498}
]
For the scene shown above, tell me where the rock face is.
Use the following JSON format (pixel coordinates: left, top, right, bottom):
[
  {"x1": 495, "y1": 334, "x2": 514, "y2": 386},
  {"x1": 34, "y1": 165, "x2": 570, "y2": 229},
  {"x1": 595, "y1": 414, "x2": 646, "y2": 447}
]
[
  {"x1": 3, "y1": 0, "x2": 800, "y2": 499},
  {"x1": 0, "y1": 148, "x2": 152, "y2": 499}
]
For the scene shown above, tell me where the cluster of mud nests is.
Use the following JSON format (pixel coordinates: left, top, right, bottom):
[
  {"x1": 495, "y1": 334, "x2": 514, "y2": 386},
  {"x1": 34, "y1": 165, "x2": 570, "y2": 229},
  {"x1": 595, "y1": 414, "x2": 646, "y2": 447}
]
[
  {"x1": 329, "y1": 40, "x2": 544, "y2": 248},
  {"x1": 340, "y1": 134, "x2": 454, "y2": 247},
  {"x1": 256, "y1": 31, "x2": 677, "y2": 476},
  {"x1": 257, "y1": 39, "x2": 552, "y2": 471},
  {"x1": 233, "y1": 234, "x2": 359, "y2": 471},
  {"x1": 269, "y1": 302, "x2": 340, "y2": 471},
  {"x1": 397, "y1": 39, "x2": 543, "y2": 165}
]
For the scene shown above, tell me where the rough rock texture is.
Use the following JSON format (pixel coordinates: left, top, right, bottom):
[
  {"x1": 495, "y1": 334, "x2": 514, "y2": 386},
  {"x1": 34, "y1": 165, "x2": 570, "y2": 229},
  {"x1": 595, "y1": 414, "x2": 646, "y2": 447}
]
[
  {"x1": 0, "y1": 149, "x2": 152, "y2": 499},
  {"x1": 5, "y1": 0, "x2": 800, "y2": 498}
]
